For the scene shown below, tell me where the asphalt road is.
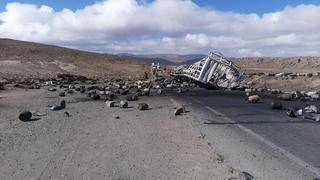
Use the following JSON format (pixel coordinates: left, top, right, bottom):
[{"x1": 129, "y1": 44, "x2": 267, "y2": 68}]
[{"x1": 171, "y1": 88, "x2": 320, "y2": 180}]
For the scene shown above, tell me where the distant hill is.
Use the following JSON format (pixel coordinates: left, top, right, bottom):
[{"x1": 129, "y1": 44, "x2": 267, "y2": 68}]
[
  {"x1": 118, "y1": 53, "x2": 206, "y2": 65},
  {"x1": 235, "y1": 56, "x2": 320, "y2": 73},
  {"x1": 0, "y1": 39, "x2": 149, "y2": 81}
]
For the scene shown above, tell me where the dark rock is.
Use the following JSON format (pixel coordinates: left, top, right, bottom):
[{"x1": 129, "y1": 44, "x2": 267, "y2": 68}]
[
  {"x1": 126, "y1": 94, "x2": 138, "y2": 101},
  {"x1": 66, "y1": 89, "x2": 74, "y2": 94},
  {"x1": 174, "y1": 106, "x2": 185, "y2": 115},
  {"x1": 138, "y1": 103, "x2": 149, "y2": 111},
  {"x1": 92, "y1": 94, "x2": 100, "y2": 100},
  {"x1": 19, "y1": 111, "x2": 32, "y2": 121},
  {"x1": 59, "y1": 92, "x2": 66, "y2": 97},
  {"x1": 80, "y1": 88, "x2": 86, "y2": 93},
  {"x1": 105, "y1": 94, "x2": 115, "y2": 101},
  {"x1": 286, "y1": 107, "x2": 299, "y2": 117},
  {"x1": 120, "y1": 89, "x2": 129, "y2": 95},
  {"x1": 270, "y1": 101, "x2": 282, "y2": 110}
]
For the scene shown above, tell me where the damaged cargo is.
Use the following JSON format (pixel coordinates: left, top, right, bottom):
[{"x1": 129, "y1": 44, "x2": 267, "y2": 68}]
[{"x1": 182, "y1": 51, "x2": 241, "y2": 89}]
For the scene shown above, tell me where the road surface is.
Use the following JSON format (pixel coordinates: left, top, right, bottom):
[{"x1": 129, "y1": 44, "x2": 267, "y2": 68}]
[{"x1": 171, "y1": 88, "x2": 320, "y2": 180}]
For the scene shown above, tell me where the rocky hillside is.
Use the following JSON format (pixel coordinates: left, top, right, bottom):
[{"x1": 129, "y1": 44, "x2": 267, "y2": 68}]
[
  {"x1": 0, "y1": 39, "x2": 149, "y2": 81},
  {"x1": 235, "y1": 56, "x2": 320, "y2": 73}
]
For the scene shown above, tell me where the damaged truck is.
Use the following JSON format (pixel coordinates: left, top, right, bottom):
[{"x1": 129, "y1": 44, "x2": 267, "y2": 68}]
[{"x1": 180, "y1": 51, "x2": 241, "y2": 89}]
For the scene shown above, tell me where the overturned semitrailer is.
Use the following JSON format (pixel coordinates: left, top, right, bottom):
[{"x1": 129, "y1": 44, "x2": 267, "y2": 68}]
[{"x1": 182, "y1": 51, "x2": 241, "y2": 89}]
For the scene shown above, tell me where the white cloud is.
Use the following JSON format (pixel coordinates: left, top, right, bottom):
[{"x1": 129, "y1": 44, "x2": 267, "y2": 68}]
[{"x1": 0, "y1": 0, "x2": 320, "y2": 56}]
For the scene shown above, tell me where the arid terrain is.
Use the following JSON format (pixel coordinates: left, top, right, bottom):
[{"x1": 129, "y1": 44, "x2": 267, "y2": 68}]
[
  {"x1": 0, "y1": 39, "x2": 149, "y2": 83},
  {"x1": 1, "y1": 39, "x2": 320, "y2": 179},
  {"x1": 235, "y1": 56, "x2": 320, "y2": 73}
]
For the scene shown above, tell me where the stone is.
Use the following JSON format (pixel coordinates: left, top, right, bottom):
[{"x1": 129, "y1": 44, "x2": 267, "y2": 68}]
[
  {"x1": 50, "y1": 100, "x2": 66, "y2": 111},
  {"x1": 66, "y1": 89, "x2": 74, "y2": 94},
  {"x1": 157, "y1": 89, "x2": 164, "y2": 94},
  {"x1": 92, "y1": 94, "x2": 100, "y2": 100},
  {"x1": 126, "y1": 94, "x2": 138, "y2": 101},
  {"x1": 143, "y1": 88, "x2": 150, "y2": 96},
  {"x1": 105, "y1": 94, "x2": 115, "y2": 101},
  {"x1": 286, "y1": 107, "x2": 299, "y2": 117},
  {"x1": 120, "y1": 89, "x2": 129, "y2": 95},
  {"x1": 174, "y1": 106, "x2": 185, "y2": 115},
  {"x1": 120, "y1": 101, "x2": 128, "y2": 108},
  {"x1": 19, "y1": 111, "x2": 32, "y2": 121},
  {"x1": 48, "y1": 87, "x2": 57, "y2": 92},
  {"x1": 270, "y1": 101, "x2": 282, "y2": 110},
  {"x1": 248, "y1": 95, "x2": 259, "y2": 103},
  {"x1": 304, "y1": 105, "x2": 319, "y2": 113},
  {"x1": 138, "y1": 103, "x2": 149, "y2": 111},
  {"x1": 59, "y1": 92, "x2": 66, "y2": 97},
  {"x1": 106, "y1": 101, "x2": 116, "y2": 108},
  {"x1": 278, "y1": 93, "x2": 293, "y2": 101}
]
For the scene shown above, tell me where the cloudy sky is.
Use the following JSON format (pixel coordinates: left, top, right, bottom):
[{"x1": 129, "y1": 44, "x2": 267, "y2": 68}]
[{"x1": 0, "y1": 0, "x2": 320, "y2": 57}]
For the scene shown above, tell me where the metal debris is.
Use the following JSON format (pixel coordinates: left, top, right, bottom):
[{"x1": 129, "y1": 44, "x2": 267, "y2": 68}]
[{"x1": 182, "y1": 51, "x2": 240, "y2": 89}]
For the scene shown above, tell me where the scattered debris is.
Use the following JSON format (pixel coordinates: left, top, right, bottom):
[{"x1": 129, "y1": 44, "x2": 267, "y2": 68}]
[
  {"x1": 106, "y1": 101, "x2": 116, "y2": 108},
  {"x1": 50, "y1": 100, "x2": 66, "y2": 111},
  {"x1": 286, "y1": 107, "x2": 301, "y2": 118},
  {"x1": 241, "y1": 171, "x2": 254, "y2": 180},
  {"x1": 182, "y1": 51, "x2": 240, "y2": 89},
  {"x1": 19, "y1": 111, "x2": 33, "y2": 121},
  {"x1": 157, "y1": 89, "x2": 164, "y2": 94},
  {"x1": 143, "y1": 88, "x2": 150, "y2": 96},
  {"x1": 270, "y1": 101, "x2": 282, "y2": 110},
  {"x1": 120, "y1": 101, "x2": 128, "y2": 108},
  {"x1": 304, "y1": 105, "x2": 319, "y2": 114},
  {"x1": 59, "y1": 92, "x2": 66, "y2": 97},
  {"x1": 248, "y1": 95, "x2": 259, "y2": 103},
  {"x1": 48, "y1": 87, "x2": 57, "y2": 92},
  {"x1": 278, "y1": 93, "x2": 293, "y2": 101},
  {"x1": 92, "y1": 94, "x2": 100, "y2": 100},
  {"x1": 64, "y1": 112, "x2": 72, "y2": 117},
  {"x1": 126, "y1": 94, "x2": 138, "y2": 101},
  {"x1": 138, "y1": 103, "x2": 149, "y2": 111},
  {"x1": 174, "y1": 106, "x2": 185, "y2": 116}
]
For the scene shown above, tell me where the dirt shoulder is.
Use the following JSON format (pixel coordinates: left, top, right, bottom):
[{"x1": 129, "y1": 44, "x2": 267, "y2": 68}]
[{"x1": 0, "y1": 88, "x2": 239, "y2": 180}]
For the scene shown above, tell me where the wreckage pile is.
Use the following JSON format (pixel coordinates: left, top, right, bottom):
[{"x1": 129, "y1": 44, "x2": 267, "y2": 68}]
[{"x1": 243, "y1": 86, "x2": 320, "y2": 122}]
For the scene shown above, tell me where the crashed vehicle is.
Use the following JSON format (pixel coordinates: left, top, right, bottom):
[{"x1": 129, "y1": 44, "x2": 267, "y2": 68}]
[{"x1": 182, "y1": 51, "x2": 241, "y2": 89}]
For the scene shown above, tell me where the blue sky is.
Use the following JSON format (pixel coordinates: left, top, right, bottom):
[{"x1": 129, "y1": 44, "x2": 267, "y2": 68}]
[
  {"x1": 1, "y1": 0, "x2": 320, "y2": 14},
  {"x1": 1, "y1": 0, "x2": 320, "y2": 56}
]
